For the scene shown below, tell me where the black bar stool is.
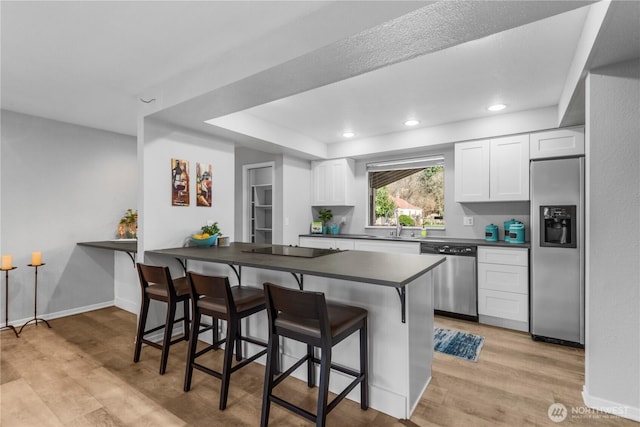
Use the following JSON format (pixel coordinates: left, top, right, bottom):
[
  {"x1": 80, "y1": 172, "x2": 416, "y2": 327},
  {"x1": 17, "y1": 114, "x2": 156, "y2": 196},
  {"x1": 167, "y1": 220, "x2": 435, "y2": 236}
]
[
  {"x1": 134, "y1": 263, "x2": 191, "y2": 375},
  {"x1": 184, "y1": 272, "x2": 268, "y2": 410},
  {"x1": 261, "y1": 282, "x2": 368, "y2": 427}
]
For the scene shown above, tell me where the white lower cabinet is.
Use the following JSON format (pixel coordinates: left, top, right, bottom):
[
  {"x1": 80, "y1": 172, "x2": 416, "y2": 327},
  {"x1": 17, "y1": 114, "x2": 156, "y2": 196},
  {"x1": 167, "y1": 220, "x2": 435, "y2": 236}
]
[
  {"x1": 477, "y1": 246, "x2": 529, "y2": 332},
  {"x1": 353, "y1": 240, "x2": 419, "y2": 254},
  {"x1": 299, "y1": 236, "x2": 354, "y2": 250},
  {"x1": 299, "y1": 236, "x2": 419, "y2": 253}
]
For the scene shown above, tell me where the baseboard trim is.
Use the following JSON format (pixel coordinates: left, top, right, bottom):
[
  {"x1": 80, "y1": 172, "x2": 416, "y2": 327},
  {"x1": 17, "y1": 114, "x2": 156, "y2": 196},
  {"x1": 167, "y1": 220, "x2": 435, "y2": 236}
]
[
  {"x1": 582, "y1": 385, "x2": 640, "y2": 422},
  {"x1": 278, "y1": 350, "x2": 407, "y2": 419},
  {"x1": 5, "y1": 301, "x2": 115, "y2": 328},
  {"x1": 478, "y1": 314, "x2": 528, "y2": 332},
  {"x1": 410, "y1": 375, "x2": 432, "y2": 418},
  {"x1": 114, "y1": 297, "x2": 138, "y2": 314}
]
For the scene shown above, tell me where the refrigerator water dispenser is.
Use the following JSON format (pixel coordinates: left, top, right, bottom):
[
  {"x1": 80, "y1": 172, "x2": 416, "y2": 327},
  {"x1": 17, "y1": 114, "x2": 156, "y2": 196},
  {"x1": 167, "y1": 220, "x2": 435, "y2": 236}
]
[{"x1": 540, "y1": 205, "x2": 577, "y2": 248}]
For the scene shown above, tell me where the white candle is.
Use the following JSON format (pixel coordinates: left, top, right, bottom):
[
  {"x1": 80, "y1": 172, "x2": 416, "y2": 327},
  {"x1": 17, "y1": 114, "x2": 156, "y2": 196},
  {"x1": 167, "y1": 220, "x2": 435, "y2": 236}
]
[
  {"x1": 31, "y1": 252, "x2": 42, "y2": 266},
  {"x1": 1, "y1": 255, "x2": 12, "y2": 270}
]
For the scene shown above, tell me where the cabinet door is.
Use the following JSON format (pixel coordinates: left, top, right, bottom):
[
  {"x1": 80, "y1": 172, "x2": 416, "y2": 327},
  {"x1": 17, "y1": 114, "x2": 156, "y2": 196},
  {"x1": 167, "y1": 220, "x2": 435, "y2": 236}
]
[
  {"x1": 353, "y1": 240, "x2": 419, "y2": 254},
  {"x1": 478, "y1": 289, "x2": 528, "y2": 322},
  {"x1": 478, "y1": 263, "x2": 528, "y2": 294},
  {"x1": 312, "y1": 162, "x2": 332, "y2": 206},
  {"x1": 333, "y1": 239, "x2": 355, "y2": 250},
  {"x1": 489, "y1": 135, "x2": 530, "y2": 201},
  {"x1": 312, "y1": 158, "x2": 355, "y2": 206},
  {"x1": 477, "y1": 246, "x2": 528, "y2": 266},
  {"x1": 299, "y1": 237, "x2": 335, "y2": 249},
  {"x1": 454, "y1": 140, "x2": 490, "y2": 202},
  {"x1": 299, "y1": 237, "x2": 355, "y2": 250},
  {"x1": 530, "y1": 127, "x2": 584, "y2": 159}
]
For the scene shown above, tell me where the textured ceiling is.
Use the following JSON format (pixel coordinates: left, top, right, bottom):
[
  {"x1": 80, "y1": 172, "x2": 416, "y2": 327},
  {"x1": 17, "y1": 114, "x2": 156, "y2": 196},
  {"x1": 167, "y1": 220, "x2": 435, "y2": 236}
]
[
  {"x1": 2, "y1": 1, "x2": 638, "y2": 156},
  {"x1": 1, "y1": 1, "x2": 425, "y2": 136}
]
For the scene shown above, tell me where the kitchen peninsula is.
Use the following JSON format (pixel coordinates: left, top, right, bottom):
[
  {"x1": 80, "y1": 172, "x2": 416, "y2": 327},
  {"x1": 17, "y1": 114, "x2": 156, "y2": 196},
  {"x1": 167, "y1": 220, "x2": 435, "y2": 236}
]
[{"x1": 146, "y1": 242, "x2": 445, "y2": 419}]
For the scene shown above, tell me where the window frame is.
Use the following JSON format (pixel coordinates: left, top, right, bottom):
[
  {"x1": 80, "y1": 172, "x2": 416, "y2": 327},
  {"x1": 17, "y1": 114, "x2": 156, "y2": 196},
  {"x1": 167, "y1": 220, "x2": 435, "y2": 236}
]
[{"x1": 365, "y1": 155, "x2": 445, "y2": 230}]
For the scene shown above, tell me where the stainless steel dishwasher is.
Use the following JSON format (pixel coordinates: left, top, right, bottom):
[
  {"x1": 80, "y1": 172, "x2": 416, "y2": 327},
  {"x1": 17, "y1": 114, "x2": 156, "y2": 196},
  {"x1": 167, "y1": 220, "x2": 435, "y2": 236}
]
[{"x1": 421, "y1": 242, "x2": 478, "y2": 321}]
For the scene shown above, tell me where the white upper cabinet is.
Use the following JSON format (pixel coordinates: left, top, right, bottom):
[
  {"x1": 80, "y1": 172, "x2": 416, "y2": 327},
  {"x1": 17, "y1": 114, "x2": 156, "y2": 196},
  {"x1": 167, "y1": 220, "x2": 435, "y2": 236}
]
[
  {"x1": 454, "y1": 140, "x2": 490, "y2": 201},
  {"x1": 455, "y1": 134, "x2": 529, "y2": 202},
  {"x1": 312, "y1": 158, "x2": 355, "y2": 206},
  {"x1": 530, "y1": 127, "x2": 584, "y2": 159},
  {"x1": 489, "y1": 134, "x2": 530, "y2": 201}
]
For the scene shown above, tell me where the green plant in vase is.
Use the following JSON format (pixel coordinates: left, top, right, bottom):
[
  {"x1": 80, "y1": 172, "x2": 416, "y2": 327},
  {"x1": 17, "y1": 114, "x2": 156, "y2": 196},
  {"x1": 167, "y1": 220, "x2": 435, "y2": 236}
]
[
  {"x1": 201, "y1": 220, "x2": 222, "y2": 237},
  {"x1": 119, "y1": 208, "x2": 138, "y2": 239},
  {"x1": 318, "y1": 208, "x2": 333, "y2": 234}
]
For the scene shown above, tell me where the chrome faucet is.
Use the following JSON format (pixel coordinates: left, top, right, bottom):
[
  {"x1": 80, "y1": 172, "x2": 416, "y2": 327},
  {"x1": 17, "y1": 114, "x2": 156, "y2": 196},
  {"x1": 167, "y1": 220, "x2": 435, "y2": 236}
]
[{"x1": 395, "y1": 210, "x2": 402, "y2": 237}]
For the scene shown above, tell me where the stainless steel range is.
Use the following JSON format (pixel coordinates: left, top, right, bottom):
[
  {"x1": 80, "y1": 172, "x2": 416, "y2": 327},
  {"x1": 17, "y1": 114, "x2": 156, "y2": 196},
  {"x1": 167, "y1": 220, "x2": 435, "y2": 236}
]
[{"x1": 421, "y1": 242, "x2": 478, "y2": 321}]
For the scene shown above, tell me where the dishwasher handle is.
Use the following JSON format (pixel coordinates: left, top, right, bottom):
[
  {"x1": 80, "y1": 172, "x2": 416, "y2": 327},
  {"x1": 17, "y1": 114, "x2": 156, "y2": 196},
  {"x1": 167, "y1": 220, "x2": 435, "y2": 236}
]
[{"x1": 420, "y1": 244, "x2": 477, "y2": 256}]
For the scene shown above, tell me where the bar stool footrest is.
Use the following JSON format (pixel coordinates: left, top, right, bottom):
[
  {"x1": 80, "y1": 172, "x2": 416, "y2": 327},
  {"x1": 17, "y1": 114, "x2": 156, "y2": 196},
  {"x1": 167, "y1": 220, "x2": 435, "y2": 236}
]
[
  {"x1": 270, "y1": 353, "x2": 365, "y2": 418},
  {"x1": 168, "y1": 335, "x2": 188, "y2": 345},
  {"x1": 141, "y1": 316, "x2": 188, "y2": 337},
  {"x1": 272, "y1": 354, "x2": 311, "y2": 388},
  {"x1": 192, "y1": 336, "x2": 268, "y2": 375},
  {"x1": 141, "y1": 339, "x2": 163, "y2": 350},
  {"x1": 270, "y1": 395, "x2": 316, "y2": 423}
]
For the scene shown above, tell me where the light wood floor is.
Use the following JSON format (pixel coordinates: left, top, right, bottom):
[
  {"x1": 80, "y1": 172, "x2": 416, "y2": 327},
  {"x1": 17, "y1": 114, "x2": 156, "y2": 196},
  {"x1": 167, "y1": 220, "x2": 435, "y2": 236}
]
[{"x1": 1, "y1": 307, "x2": 635, "y2": 426}]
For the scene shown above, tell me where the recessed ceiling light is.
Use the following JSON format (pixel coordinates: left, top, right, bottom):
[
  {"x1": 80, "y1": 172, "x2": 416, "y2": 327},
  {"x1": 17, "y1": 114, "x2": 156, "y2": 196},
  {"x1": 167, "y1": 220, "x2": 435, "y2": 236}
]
[
  {"x1": 404, "y1": 119, "x2": 420, "y2": 126},
  {"x1": 488, "y1": 104, "x2": 507, "y2": 112},
  {"x1": 342, "y1": 131, "x2": 355, "y2": 138}
]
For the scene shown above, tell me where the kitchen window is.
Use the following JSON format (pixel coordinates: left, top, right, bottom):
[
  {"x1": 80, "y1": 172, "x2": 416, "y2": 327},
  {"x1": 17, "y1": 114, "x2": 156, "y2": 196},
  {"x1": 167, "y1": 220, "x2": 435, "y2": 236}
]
[{"x1": 367, "y1": 155, "x2": 445, "y2": 228}]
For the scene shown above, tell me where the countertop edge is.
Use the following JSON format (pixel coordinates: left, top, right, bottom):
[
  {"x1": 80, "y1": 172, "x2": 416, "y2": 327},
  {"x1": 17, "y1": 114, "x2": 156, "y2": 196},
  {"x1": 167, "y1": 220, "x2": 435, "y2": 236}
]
[
  {"x1": 299, "y1": 234, "x2": 530, "y2": 248},
  {"x1": 146, "y1": 244, "x2": 445, "y2": 288},
  {"x1": 77, "y1": 241, "x2": 138, "y2": 253}
]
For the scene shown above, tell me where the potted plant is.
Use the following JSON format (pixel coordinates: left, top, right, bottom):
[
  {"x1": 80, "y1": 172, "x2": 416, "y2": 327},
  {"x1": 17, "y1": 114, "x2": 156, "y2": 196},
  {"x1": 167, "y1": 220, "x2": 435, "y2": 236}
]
[
  {"x1": 118, "y1": 208, "x2": 138, "y2": 239},
  {"x1": 200, "y1": 220, "x2": 221, "y2": 237},
  {"x1": 318, "y1": 208, "x2": 333, "y2": 234},
  {"x1": 192, "y1": 220, "x2": 222, "y2": 247}
]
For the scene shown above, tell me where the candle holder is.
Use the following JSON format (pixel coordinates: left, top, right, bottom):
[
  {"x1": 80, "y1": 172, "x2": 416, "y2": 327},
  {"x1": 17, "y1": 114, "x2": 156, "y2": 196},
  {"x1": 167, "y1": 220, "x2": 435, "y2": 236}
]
[
  {"x1": 18, "y1": 263, "x2": 51, "y2": 334},
  {"x1": 1, "y1": 267, "x2": 19, "y2": 338}
]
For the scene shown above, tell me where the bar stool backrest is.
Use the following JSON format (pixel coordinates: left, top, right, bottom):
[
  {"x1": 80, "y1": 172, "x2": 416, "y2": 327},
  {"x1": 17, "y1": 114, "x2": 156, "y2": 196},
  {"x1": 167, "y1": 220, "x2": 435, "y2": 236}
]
[
  {"x1": 263, "y1": 282, "x2": 330, "y2": 343},
  {"x1": 137, "y1": 263, "x2": 177, "y2": 298},
  {"x1": 187, "y1": 272, "x2": 235, "y2": 315}
]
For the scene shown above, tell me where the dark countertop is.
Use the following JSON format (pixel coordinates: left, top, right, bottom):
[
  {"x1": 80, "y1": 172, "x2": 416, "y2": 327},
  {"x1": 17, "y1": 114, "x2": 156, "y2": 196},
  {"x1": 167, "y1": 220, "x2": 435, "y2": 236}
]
[
  {"x1": 77, "y1": 240, "x2": 138, "y2": 253},
  {"x1": 146, "y1": 242, "x2": 445, "y2": 288},
  {"x1": 299, "y1": 233, "x2": 530, "y2": 249}
]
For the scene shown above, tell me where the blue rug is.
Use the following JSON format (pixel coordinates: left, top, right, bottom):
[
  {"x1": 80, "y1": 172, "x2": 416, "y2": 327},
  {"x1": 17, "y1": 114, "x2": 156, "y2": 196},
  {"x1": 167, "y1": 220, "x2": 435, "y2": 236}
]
[{"x1": 434, "y1": 327, "x2": 485, "y2": 362}]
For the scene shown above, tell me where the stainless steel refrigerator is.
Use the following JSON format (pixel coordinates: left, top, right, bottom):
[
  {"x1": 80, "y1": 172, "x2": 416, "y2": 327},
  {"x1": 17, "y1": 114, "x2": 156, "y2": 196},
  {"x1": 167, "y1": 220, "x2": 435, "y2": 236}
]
[{"x1": 530, "y1": 157, "x2": 585, "y2": 346}]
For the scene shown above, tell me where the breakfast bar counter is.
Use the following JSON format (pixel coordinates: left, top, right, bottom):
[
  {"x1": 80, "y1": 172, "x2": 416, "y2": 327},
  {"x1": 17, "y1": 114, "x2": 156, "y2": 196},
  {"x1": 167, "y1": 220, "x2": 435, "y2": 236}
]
[
  {"x1": 77, "y1": 240, "x2": 137, "y2": 266},
  {"x1": 146, "y1": 242, "x2": 445, "y2": 419},
  {"x1": 146, "y1": 242, "x2": 443, "y2": 288}
]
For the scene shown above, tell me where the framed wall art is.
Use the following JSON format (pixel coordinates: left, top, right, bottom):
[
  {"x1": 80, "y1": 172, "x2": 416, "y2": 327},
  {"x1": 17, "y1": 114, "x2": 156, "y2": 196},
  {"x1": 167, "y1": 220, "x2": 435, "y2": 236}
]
[
  {"x1": 196, "y1": 162, "x2": 212, "y2": 207},
  {"x1": 171, "y1": 158, "x2": 190, "y2": 206}
]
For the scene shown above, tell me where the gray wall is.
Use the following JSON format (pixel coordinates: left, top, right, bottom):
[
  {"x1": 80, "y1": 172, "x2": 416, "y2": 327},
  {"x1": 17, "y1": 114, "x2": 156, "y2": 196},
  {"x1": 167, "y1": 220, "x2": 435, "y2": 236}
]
[
  {"x1": 585, "y1": 59, "x2": 640, "y2": 413},
  {"x1": 0, "y1": 110, "x2": 137, "y2": 323}
]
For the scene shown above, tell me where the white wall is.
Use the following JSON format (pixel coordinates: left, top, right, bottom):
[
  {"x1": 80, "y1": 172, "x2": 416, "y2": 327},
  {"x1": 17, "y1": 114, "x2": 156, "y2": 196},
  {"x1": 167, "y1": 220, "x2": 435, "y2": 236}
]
[
  {"x1": 584, "y1": 59, "x2": 640, "y2": 421},
  {"x1": 0, "y1": 110, "x2": 136, "y2": 323},
  {"x1": 282, "y1": 154, "x2": 312, "y2": 245},
  {"x1": 135, "y1": 119, "x2": 236, "y2": 327},
  {"x1": 140, "y1": 119, "x2": 235, "y2": 253},
  {"x1": 139, "y1": 119, "x2": 235, "y2": 262}
]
